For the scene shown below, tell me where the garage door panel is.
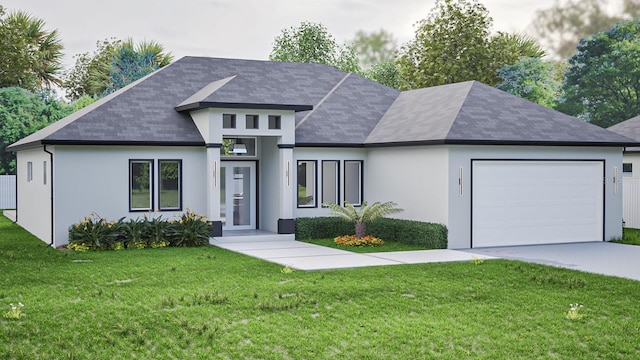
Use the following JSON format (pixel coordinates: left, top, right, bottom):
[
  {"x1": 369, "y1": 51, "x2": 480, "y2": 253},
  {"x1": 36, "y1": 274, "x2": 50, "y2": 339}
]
[{"x1": 472, "y1": 160, "x2": 604, "y2": 248}]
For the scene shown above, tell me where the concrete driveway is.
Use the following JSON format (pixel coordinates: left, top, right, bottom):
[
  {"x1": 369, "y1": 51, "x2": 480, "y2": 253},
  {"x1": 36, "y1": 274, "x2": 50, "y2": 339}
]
[{"x1": 463, "y1": 242, "x2": 640, "y2": 281}]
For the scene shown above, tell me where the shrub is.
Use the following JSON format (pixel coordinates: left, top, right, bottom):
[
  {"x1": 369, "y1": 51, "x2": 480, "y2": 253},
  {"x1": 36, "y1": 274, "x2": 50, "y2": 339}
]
[
  {"x1": 68, "y1": 210, "x2": 210, "y2": 251},
  {"x1": 165, "y1": 211, "x2": 211, "y2": 247},
  {"x1": 296, "y1": 217, "x2": 447, "y2": 249},
  {"x1": 334, "y1": 235, "x2": 384, "y2": 247}
]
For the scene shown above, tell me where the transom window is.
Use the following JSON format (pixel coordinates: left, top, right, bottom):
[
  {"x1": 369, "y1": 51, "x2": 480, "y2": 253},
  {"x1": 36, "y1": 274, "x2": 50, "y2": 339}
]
[
  {"x1": 223, "y1": 114, "x2": 236, "y2": 129},
  {"x1": 221, "y1": 137, "x2": 257, "y2": 157},
  {"x1": 268, "y1": 115, "x2": 281, "y2": 129},
  {"x1": 246, "y1": 114, "x2": 259, "y2": 129}
]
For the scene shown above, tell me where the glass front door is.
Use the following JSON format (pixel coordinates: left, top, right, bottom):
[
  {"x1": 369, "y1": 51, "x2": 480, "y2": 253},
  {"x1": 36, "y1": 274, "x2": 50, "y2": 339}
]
[{"x1": 220, "y1": 161, "x2": 256, "y2": 230}]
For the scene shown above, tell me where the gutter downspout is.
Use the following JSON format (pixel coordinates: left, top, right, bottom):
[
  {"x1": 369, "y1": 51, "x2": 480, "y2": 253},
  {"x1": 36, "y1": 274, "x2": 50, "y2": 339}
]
[{"x1": 43, "y1": 145, "x2": 54, "y2": 247}]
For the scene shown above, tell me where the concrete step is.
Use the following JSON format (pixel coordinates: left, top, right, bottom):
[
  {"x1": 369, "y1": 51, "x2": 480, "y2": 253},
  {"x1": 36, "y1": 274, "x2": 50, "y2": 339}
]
[{"x1": 211, "y1": 230, "x2": 295, "y2": 244}]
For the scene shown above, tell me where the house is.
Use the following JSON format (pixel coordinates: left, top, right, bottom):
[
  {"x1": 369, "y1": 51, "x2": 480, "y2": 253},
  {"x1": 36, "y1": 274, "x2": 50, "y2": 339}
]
[
  {"x1": 608, "y1": 117, "x2": 640, "y2": 228},
  {"x1": 6, "y1": 57, "x2": 638, "y2": 249}
]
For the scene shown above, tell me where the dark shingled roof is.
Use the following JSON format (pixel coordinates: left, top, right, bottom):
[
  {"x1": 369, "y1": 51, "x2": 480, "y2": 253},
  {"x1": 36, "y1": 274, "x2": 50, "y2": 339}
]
[
  {"x1": 608, "y1": 116, "x2": 640, "y2": 152},
  {"x1": 366, "y1": 81, "x2": 638, "y2": 146},
  {"x1": 8, "y1": 57, "x2": 639, "y2": 151}
]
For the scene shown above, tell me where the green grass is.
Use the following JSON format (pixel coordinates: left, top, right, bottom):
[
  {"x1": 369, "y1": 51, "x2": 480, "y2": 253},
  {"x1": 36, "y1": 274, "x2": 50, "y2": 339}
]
[
  {"x1": 1, "y1": 216, "x2": 640, "y2": 359},
  {"x1": 301, "y1": 238, "x2": 428, "y2": 253},
  {"x1": 614, "y1": 228, "x2": 640, "y2": 245}
]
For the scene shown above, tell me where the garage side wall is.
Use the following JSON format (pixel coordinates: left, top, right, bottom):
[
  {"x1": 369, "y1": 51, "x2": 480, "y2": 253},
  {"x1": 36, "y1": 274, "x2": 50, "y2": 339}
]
[
  {"x1": 448, "y1": 145, "x2": 624, "y2": 249},
  {"x1": 53, "y1": 146, "x2": 207, "y2": 247},
  {"x1": 16, "y1": 147, "x2": 51, "y2": 243},
  {"x1": 367, "y1": 146, "x2": 449, "y2": 226}
]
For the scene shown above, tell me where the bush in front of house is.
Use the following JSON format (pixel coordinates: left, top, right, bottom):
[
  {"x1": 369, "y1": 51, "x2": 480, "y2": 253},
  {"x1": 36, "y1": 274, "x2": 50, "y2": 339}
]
[
  {"x1": 295, "y1": 217, "x2": 448, "y2": 249},
  {"x1": 67, "y1": 210, "x2": 212, "y2": 251}
]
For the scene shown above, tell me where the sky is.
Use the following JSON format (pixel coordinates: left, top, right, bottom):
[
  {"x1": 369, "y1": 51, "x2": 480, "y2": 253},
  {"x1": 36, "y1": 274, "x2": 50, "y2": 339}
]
[{"x1": 4, "y1": 0, "x2": 557, "y2": 70}]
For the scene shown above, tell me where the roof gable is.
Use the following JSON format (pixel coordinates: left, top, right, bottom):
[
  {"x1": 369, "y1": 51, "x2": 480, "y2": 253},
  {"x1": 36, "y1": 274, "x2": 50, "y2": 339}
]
[{"x1": 608, "y1": 115, "x2": 640, "y2": 151}]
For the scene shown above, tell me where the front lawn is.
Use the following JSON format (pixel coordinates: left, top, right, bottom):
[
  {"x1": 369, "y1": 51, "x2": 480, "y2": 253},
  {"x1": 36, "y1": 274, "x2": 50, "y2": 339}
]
[{"x1": 2, "y1": 216, "x2": 640, "y2": 359}]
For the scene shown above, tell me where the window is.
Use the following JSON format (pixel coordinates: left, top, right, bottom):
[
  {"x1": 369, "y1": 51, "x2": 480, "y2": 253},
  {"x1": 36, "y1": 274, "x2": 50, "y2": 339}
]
[
  {"x1": 297, "y1": 160, "x2": 317, "y2": 207},
  {"x1": 27, "y1": 162, "x2": 33, "y2": 182},
  {"x1": 344, "y1": 161, "x2": 362, "y2": 206},
  {"x1": 159, "y1": 160, "x2": 182, "y2": 211},
  {"x1": 623, "y1": 163, "x2": 633, "y2": 173},
  {"x1": 43, "y1": 161, "x2": 47, "y2": 185},
  {"x1": 223, "y1": 114, "x2": 236, "y2": 129},
  {"x1": 130, "y1": 160, "x2": 153, "y2": 211},
  {"x1": 268, "y1": 115, "x2": 281, "y2": 129},
  {"x1": 322, "y1": 160, "x2": 339, "y2": 205},
  {"x1": 221, "y1": 137, "x2": 257, "y2": 157},
  {"x1": 246, "y1": 114, "x2": 259, "y2": 129}
]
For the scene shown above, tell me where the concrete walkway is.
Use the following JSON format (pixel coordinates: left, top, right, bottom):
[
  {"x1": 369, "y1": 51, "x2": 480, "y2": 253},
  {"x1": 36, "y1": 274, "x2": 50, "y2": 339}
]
[
  {"x1": 211, "y1": 237, "x2": 495, "y2": 271},
  {"x1": 463, "y1": 242, "x2": 640, "y2": 281}
]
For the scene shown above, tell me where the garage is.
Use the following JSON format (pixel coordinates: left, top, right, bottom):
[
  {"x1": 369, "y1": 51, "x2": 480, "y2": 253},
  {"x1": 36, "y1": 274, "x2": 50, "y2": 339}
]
[{"x1": 471, "y1": 160, "x2": 604, "y2": 248}]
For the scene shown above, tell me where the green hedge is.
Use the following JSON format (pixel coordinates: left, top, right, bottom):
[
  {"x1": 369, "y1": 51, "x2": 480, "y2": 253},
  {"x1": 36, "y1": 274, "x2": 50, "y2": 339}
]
[{"x1": 295, "y1": 217, "x2": 448, "y2": 249}]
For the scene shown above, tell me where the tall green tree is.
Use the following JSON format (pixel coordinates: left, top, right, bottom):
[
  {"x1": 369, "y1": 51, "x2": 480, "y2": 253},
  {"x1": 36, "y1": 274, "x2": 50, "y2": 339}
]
[
  {"x1": 559, "y1": 18, "x2": 640, "y2": 127},
  {"x1": 0, "y1": 6, "x2": 64, "y2": 91},
  {"x1": 496, "y1": 58, "x2": 564, "y2": 108},
  {"x1": 0, "y1": 87, "x2": 72, "y2": 174},
  {"x1": 531, "y1": 0, "x2": 640, "y2": 59},
  {"x1": 365, "y1": 60, "x2": 401, "y2": 89},
  {"x1": 397, "y1": 0, "x2": 545, "y2": 90},
  {"x1": 63, "y1": 38, "x2": 173, "y2": 100},
  {"x1": 269, "y1": 22, "x2": 361, "y2": 74},
  {"x1": 350, "y1": 29, "x2": 398, "y2": 69}
]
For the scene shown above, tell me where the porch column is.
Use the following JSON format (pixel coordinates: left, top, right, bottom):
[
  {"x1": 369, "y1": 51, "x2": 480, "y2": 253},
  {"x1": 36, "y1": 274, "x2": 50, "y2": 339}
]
[
  {"x1": 278, "y1": 144, "x2": 295, "y2": 234},
  {"x1": 206, "y1": 144, "x2": 222, "y2": 237}
]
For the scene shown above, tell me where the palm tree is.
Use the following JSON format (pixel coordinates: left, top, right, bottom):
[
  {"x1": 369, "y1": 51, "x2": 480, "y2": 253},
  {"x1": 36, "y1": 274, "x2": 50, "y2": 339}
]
[
  {"x1": 323, "y1": 201, "x2": 403, "y2": 239},
  {"x1": 3, "y1": 10, "x2": 64, "y2": 88}
]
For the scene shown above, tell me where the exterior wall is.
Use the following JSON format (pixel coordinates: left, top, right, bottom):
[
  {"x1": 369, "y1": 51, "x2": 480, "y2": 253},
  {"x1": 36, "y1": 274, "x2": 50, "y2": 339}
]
[
  {"x1": 259, "y1": 137, "x2": 280, "y2": 232},
  {"x1": 448, "y1": 145, "x2": 624, "y2": 249},
  {"x1": 16, "y1": 147, "x2": 52, "y2": 243},
  {"x1": 367, "y1": 146, "x2": 450, "y2": 225},
  {"x1": 52, "y1": 146, "x2": 207, "y2": 246},
  {"x1": 293, "y1": 147, "x2": 368, "y2": 218},
  {"x1": 622, "y1": 152, "x2": 640, "y2": 228}
]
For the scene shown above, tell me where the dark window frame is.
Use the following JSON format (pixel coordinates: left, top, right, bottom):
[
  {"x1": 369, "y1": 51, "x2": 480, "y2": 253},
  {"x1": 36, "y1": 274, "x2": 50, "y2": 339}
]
[
  {"x1": 223, "y1": 114, "x2": 236, "y2": 129},
  {"x1": 623, "y1": 163, "x2": 633, "y2": 173},
  {"x1": 246, "y1": 114, "x2": 259, "y2": 129},
  {"x1": 297, "y1": 160, "x2": 318, "y2": 208},
  {"x1": 321, "y1": 160, "x2": 340, "y2": 207},
  {"x1": 129, "y1": 159, "x2": 154, "y2": 212},
  {"x1": 268, "y1": 115, "x2": 282, "y2": 129},
  {"x1": 344, "y1": 160, "x2": 363, "y2": 207},
  {"x1": 158, "y1": 159, "x2": 182, "y2": 211}
]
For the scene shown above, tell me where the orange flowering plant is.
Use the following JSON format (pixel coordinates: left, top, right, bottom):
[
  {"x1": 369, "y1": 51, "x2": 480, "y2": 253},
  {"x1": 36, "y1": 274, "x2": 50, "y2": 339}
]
[{"x1": 334, "y1": 234, "x2": 384, "y2": 247}]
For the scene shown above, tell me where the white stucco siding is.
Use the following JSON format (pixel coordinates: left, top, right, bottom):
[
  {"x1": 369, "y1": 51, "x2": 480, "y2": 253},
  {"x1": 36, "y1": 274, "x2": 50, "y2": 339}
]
[
  {"x1": 259, "y1": 137, "x2": 280, "y2": 232},
  {"x1": 16, "y1": 147, "x2": 52, "y2": 243},
  {"x1": 293, "y1": 148, "x2": 368, "y2": 218},
  {"x1": 448, "y1": 146, "x2": 624, "y2": 249},
  {"x1": 367, "y1": 146, "x2": 449, "y2": 226},
  {"x1": 53, "y1": 146, "x2": 207, "y2": 246}
]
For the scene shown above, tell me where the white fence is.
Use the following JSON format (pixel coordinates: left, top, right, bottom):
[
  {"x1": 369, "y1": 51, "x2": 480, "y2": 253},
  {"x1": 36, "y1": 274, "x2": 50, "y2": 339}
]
[
  {"x1": 0, "y1": 175, "x2": 16, "y2": 209},
  {"x1": 623, "y1": 177, "x2": 640, "y2": 229}
]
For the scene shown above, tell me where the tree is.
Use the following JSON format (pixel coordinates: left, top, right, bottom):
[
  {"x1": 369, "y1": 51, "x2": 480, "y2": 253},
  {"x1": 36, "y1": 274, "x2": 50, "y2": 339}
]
[
  {"x1": 0, "y1": 6, "x2": 64, "y2": 91},
  {"x1": 397, "y1": 0, "x2": 545, "y2": 90},
  {"x1": 350, "y1": 29, "x2": 398, "y2": 69},
  {"x1": 323, "y1": 201, "x2": 403, "y2": 239},
  {"x1": 63, "y1": 38, "x2": 173, "y2": 100},
  {"x1": 0, "y1": 87, "x2": 72, "y2": 174},
  {"x1": 269, "y1": 22, "x2": 361, "y2": 74},
  {"x1": 559, "y1": 18, "x2": 640, "y2": 127},
  {"x1": 496, "y1": 58, "x2": 564, "y2": 108},
  {"x1": 530, "y1": 0, "x2": 640, "y2": 59},
  {"x1": 365, "y1": 60, "x2": 401, "y2": 89}
]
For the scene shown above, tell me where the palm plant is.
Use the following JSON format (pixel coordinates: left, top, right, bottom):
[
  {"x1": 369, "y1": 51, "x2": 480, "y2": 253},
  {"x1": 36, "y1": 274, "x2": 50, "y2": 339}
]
[{"x1": 323, "y1": 201, "x2": 403, "y2": 239}]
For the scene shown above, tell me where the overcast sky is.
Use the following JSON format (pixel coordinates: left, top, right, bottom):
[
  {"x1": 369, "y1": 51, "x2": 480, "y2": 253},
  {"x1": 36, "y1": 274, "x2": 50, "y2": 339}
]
[{"x1": 4, "y1": 0, "x2": 556, "y2": 70}]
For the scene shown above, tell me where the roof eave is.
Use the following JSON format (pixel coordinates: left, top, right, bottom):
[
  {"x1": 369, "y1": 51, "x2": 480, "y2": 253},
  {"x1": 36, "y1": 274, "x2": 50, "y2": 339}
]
[{"x1": 174, "y1": 102, "x2": 313, "y2": 112}]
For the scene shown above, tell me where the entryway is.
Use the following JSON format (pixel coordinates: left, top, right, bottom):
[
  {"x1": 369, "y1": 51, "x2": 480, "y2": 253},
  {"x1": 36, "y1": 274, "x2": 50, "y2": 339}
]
[{"x1": 220, "y1": 161, "x2": 256, "y2": 231}]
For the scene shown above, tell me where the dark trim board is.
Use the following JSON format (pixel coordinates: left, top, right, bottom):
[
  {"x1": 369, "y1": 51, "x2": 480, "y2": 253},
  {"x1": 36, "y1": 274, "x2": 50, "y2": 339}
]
[
  {"x1": 174, "y1": 102, "x2": 313, "y2": 112},
  {"x1": 469, "y1": 158, "x2": 606, "y2": 248}
]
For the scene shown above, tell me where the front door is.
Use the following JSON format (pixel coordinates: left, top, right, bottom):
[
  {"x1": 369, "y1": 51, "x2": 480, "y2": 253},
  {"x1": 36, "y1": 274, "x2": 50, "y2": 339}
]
[{"x1": 220, "y1": 161, "x2": 256, "y2": 230}]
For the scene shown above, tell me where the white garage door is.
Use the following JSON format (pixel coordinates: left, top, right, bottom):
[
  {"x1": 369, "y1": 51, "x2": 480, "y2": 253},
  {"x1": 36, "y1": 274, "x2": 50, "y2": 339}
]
[{"x1": 472, "y1": 160, "x2": 604, "y2": 248}]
